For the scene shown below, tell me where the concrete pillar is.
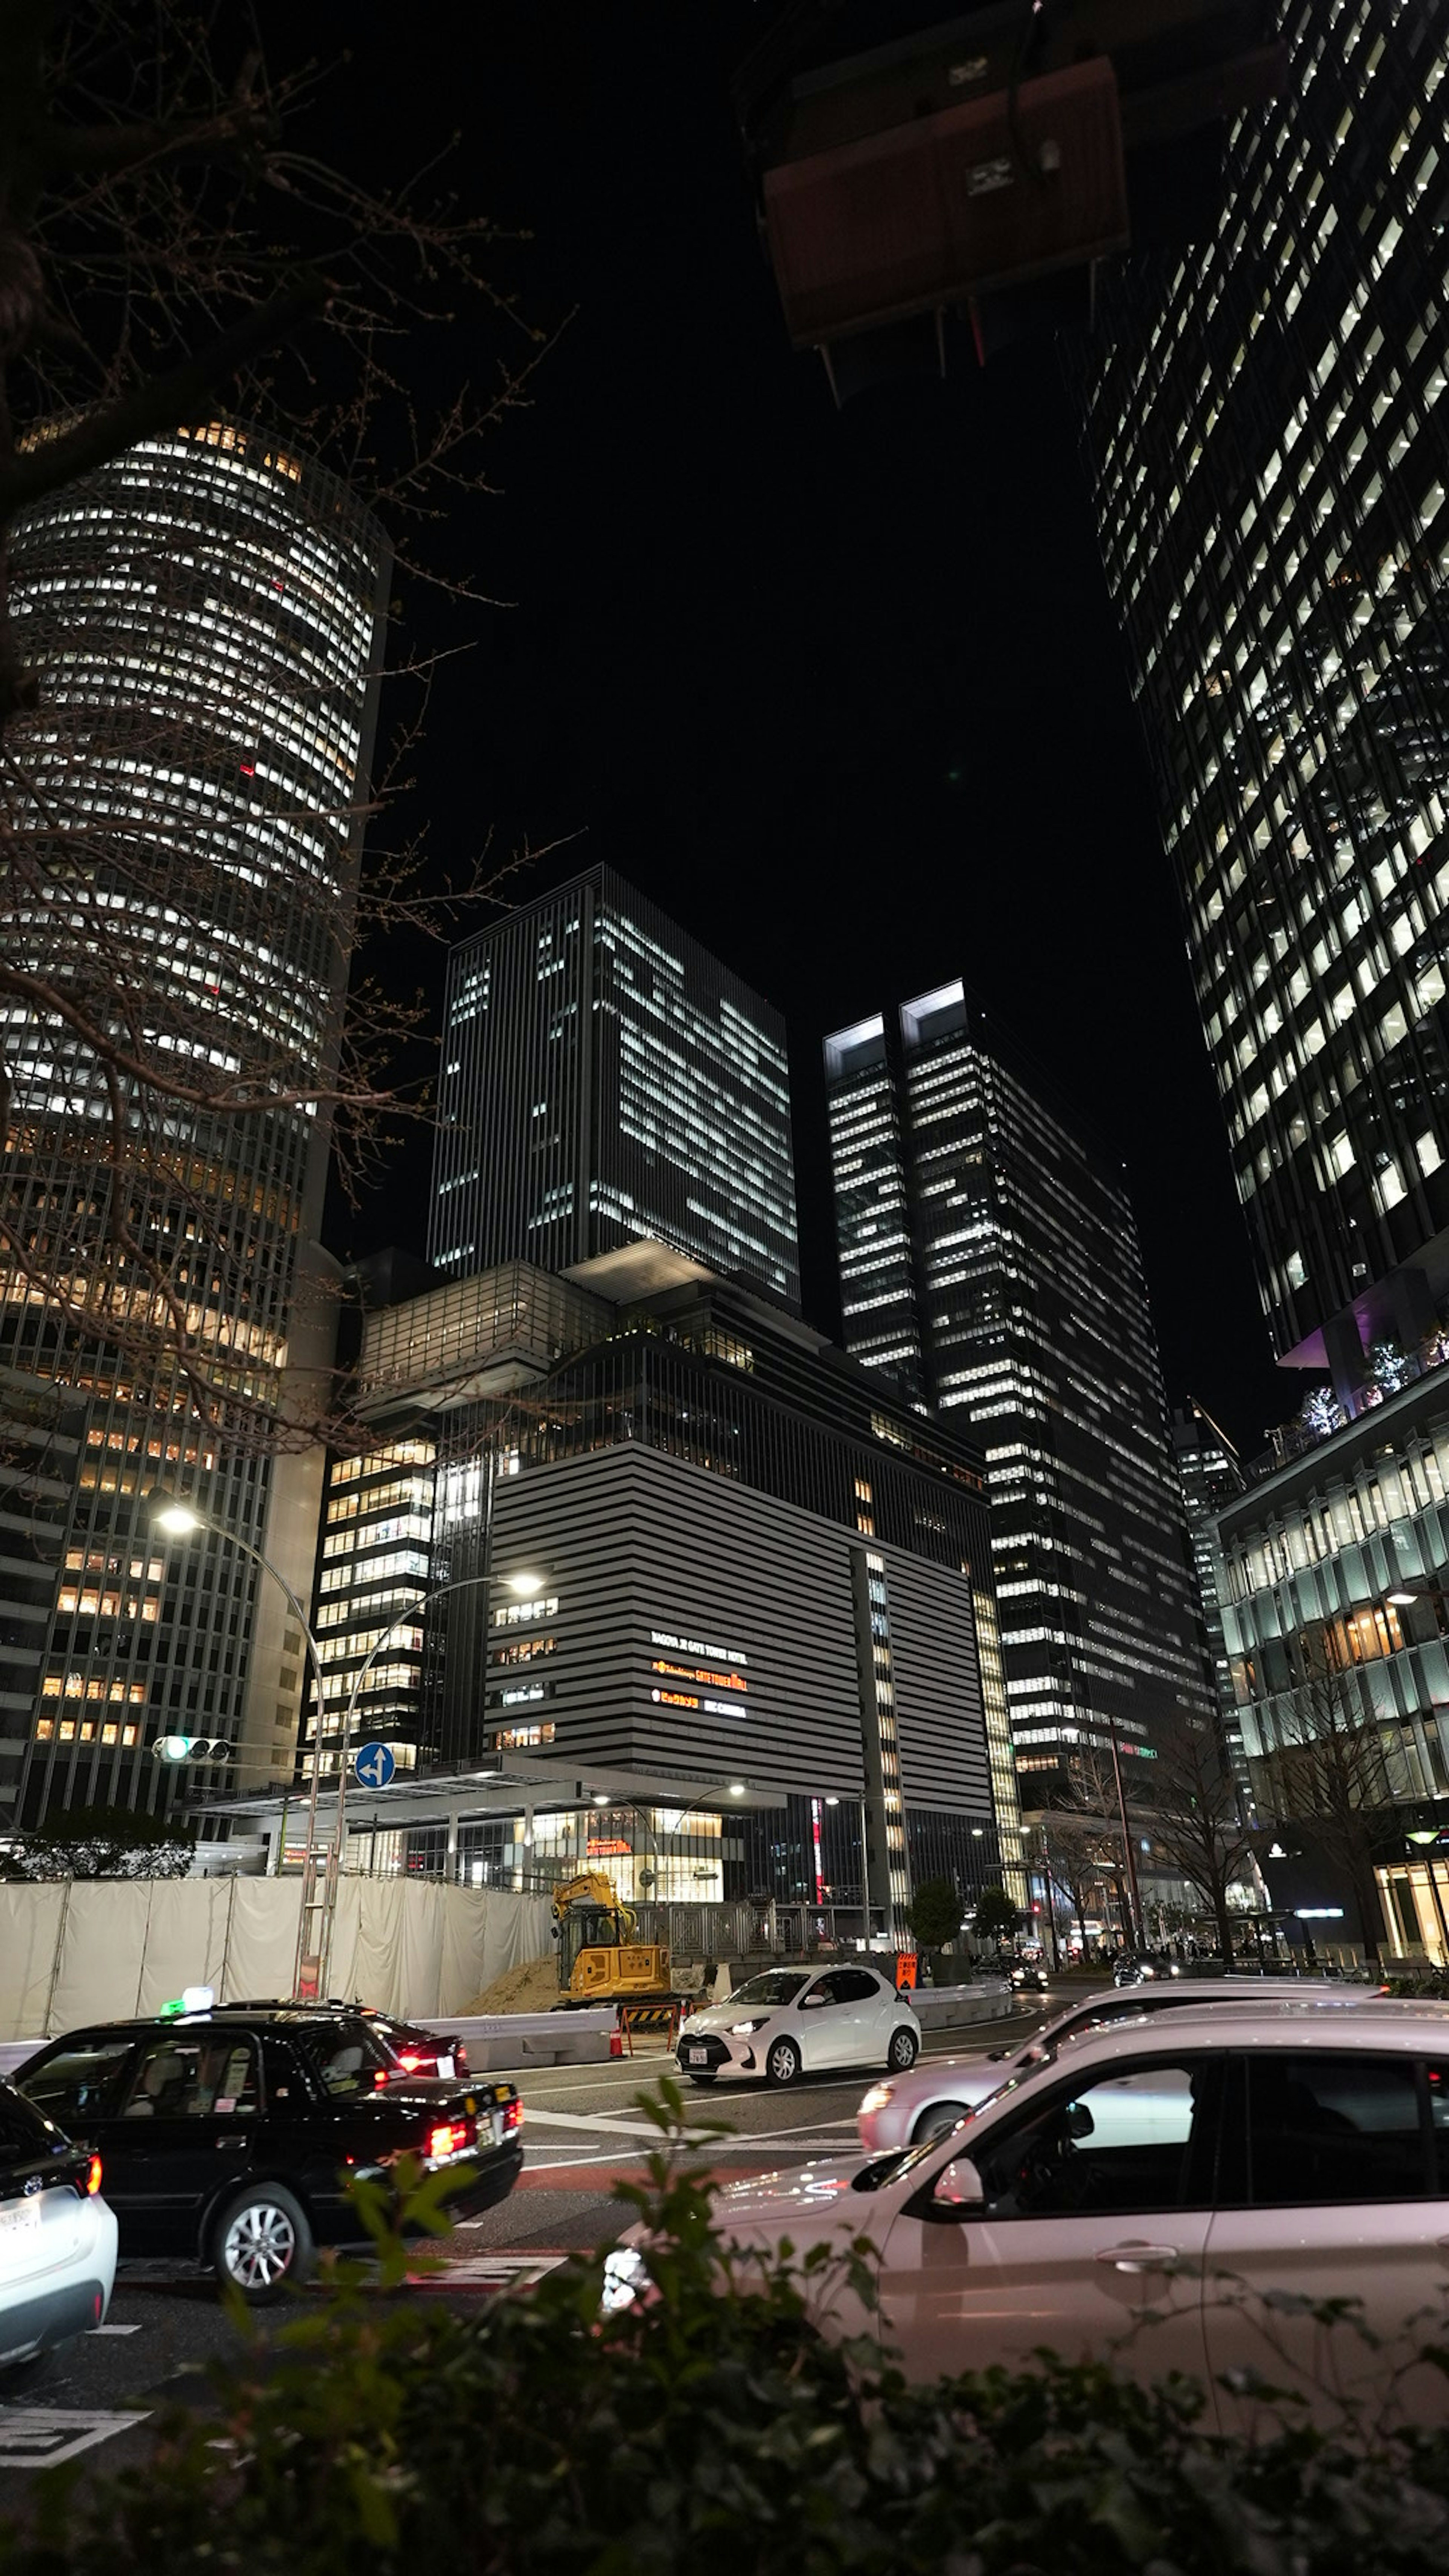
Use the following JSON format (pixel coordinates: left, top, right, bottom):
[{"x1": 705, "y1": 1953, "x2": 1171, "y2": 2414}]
[{"x1": 1323, "y1": 1307, "x2": 1367, "y2": 1416}]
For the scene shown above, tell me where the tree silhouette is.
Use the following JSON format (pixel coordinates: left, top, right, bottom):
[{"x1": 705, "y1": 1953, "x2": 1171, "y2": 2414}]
[
  {"x1": 1254, "y1": 1650, "x2": 1403, "y2": 1965},
  {"x1": 1139, "y1": 1712, "x2": 1254, "y2": 1959}
]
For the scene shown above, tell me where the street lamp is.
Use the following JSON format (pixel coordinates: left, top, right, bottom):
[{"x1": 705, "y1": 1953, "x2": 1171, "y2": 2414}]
[{"x1": 154, "y1": 1502, "x2": 331, "y2": 1982}]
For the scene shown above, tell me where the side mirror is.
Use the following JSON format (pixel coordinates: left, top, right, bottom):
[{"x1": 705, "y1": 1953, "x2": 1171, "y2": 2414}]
[
  {"x1": 800, "y1": 1992, "x2": 828, "y2": 2010},
  {"x1": 931, "y1": 2155, "x2": 984, "y2": 2212},
  {"x1": 1066, "y1": 2101, "x2": 1095, "y2": 2141}
]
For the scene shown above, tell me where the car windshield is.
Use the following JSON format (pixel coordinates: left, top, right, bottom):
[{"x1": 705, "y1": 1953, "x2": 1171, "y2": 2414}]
[{"x1": 727, "y1": 1972, "x2": 809, "y2": 2008}]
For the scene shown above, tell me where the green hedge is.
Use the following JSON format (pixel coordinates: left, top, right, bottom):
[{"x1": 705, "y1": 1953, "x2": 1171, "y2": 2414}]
[{"x1": 7, "y1": 2084, "x2": 1449, "y2": 2576}]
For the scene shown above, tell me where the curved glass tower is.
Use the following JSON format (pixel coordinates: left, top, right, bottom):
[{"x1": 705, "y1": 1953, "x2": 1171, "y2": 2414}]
[{"x1": 0, "y1": 420, "x2": 389, "y2": 1824}]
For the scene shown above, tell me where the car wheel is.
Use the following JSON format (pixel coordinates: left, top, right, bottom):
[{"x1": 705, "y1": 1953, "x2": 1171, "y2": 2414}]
[
  {"x1": 211, "y1": 2183, "x2": 314, "y2": 2305},
  {"x1": 764, "y1": 2035, "x2": 801, "y2": 2087},
  {"x1": 910, "y1": 2098, "x2": 969, "y2": 2145},
  {"x1": 887, "y1": 2026, "x2": 919, "y2": 2073}
]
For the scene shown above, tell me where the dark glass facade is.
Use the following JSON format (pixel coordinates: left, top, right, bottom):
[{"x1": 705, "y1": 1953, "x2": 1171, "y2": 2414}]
[
  {"x1": 429, "y1": 868, "x2": 800, "y2": 1310},
  {"x1": 1079, "y1": 5, "x2": 1449, "y2": 1407},
  {"x1": 826, "y1": 981, "x2": 1214, "y2": 1796}
]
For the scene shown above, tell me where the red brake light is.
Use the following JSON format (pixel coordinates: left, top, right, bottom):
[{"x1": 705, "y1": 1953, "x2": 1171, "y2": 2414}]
[
  {"x1": 398, "y1": 2052, "x2": 424, "y2": 2073},
  {"x1": 374, "y1": 2068, "x2": 389, "y2": 2088},
  {"x1": 503, "y1": 2099, "x2": 523, "y2": 2134},
  {"x1": 455, "y1": 2045, "x2": 469, "y2": 2071},
  {"x1": 86, "y1": 2154, "x2": 102, "y2": 2197},
  {"x1": 427, "y1": 2118, "x2": 474, "y2": 2162}
]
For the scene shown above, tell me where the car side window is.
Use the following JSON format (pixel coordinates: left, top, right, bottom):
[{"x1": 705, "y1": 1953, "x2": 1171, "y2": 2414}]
[
  {"x1": 963, "y1": 2056, "x2": 1220, "y2": 2219},
  {"x1": 120, "y1": 2033, "x2": 260, "y2": 2121},
  {"x1": 1245, "y1": 2053, "x2": 1429, "y2": 2205},
  {"x1": 20, "y1": 2036, "x2": 137, "y2": 2127},
  {"x1": 801, "y1": 1979, "x2": 838, "y2": 2010},
  {"x1": 835, "y1": 1971, "x2": 881, "y2": 2005},
  {"x1": 299, "y1": 2020, "x2": 389, "y2": 2096}
]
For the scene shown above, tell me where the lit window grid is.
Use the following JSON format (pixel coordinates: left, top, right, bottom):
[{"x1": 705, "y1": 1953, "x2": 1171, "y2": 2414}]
[{"x1": 1079, "y1": 11, "x2": 1449, "y2": 1356}]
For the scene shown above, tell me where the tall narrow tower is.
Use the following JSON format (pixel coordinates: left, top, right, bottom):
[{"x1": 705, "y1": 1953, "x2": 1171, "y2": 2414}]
[
  {"x1": 825, "y1": 983, "x2": 1213, "y2": 1798},
  {"x1": 0, "y1": 420, "x2": 390, "y2": 1824}
]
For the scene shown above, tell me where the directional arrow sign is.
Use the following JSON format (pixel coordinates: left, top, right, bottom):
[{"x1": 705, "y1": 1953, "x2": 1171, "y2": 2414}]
[{"x1": 353, "y1": 1742, "x2": 396, "y2": 1791}]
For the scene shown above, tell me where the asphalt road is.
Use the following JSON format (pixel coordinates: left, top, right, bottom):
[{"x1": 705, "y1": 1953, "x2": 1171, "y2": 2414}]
[{"x1": 0, "y1": 1997, "x2": 1058, "y2": 2491}]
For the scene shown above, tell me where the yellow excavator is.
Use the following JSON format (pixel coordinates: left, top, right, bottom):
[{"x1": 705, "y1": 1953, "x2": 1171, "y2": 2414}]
[{"x1": 550, "y1": 1871, "x2": 673, "y2": 2005}]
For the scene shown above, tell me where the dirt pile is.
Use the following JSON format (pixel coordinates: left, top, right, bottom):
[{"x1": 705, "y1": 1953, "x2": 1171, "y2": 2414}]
[{"x1": 461, "y1": 1954, "x2": 558, "y2": 2016}]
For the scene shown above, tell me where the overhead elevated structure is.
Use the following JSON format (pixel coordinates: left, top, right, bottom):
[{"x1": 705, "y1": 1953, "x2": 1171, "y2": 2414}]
[{"x1": 736, "y1": 0, "x2": 1286, "y2": 390}]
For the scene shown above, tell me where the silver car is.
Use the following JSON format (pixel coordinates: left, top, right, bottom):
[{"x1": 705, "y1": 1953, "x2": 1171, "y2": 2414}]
[{"x1": 857, "y1": 1975, "x2": 1395, "y2": 2148}]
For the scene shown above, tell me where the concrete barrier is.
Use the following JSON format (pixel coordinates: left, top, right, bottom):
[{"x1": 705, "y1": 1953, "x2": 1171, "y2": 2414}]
[
  {"x1": 910, "y1": 1981, "x2": 1015, "y2": 2031},
  {"x1": 422, "y1": 2011, "x2": 617, "y2": 2070}
]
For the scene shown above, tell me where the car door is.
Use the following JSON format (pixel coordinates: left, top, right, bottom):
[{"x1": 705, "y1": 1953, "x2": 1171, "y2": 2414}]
[
  {"x1": 829, "y1": 1970, "x2": 887, "y2": 2069},
  {"x1": 100, "y1": 2029, "x2": 263, "y2": 2254},
  {"x1": 875, "y1": 2050, "x2": 1222, "y2": 2387},
  {"x1": 796, "y1": 1974, "x2": 853, "y2": 2070},
  {"x1": 1201, "y1": 2047, "x2": 1449, "y2": 2431}
]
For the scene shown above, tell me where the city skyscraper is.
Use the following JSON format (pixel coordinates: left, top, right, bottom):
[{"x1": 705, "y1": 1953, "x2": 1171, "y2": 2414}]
[
  {"x1": 1170, "y1": 1404, "x2": 1251, "y2": 1805},
  {"x1": 824, "y1": 983, "x2": 1213, "y2": 1799},
  {"x1": 1079, "y1": 5, "x2": 1449, "y2": 1415},
  {"x1": 429, "y1": 868, "x2": 800, "y2": 1310},
  {"x1": 0, "y1": 420, "x2": 389, "y2": 1823}
]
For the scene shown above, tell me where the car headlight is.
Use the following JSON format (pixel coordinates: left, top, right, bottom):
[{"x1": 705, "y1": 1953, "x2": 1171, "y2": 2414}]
[
  {"x1": 859, "y1": 2083, "x2": 894, "y2": 2113},
  {"x1": 729, "y1": 2017, "x2": 769, "y2": 2034},
  {"x1": 602, "y1": 2248, "x2": 652, "y2": 2314}
]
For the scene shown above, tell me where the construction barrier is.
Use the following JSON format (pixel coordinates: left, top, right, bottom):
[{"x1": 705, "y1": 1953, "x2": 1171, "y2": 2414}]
[{"x1": 617, "y1": 2000, "x2": 683, "y2": 2053}]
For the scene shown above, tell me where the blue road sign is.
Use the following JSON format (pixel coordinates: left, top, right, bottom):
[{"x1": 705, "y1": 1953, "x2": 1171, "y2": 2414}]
[{"x1": 353, "y1": 1742, "x2": 396, "y2": 1791}]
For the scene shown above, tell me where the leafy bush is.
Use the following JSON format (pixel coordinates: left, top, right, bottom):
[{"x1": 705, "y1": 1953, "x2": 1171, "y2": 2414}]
[
  {"x1": 907, "y1": 1874, "x2": 964, "y2": 1957},
  {"x1": 6, "y1": 2088, "x2": 1449, "y2": 2576}
]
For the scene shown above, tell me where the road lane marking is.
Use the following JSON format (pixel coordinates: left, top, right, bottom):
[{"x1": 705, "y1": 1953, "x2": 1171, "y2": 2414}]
[
  {"x1": 0, "y1": 2411, "x2": 149, "y2": 2469},
  {"x1": 88, "y1": 2324, "x2": 143, "y2": 2337}
]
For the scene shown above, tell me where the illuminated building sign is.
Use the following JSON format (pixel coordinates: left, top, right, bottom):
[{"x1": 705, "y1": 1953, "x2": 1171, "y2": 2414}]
[
  {"x1": 587, "y1": 1837, "x2": 631, "y2": 1857},
  {"x1": 650, "y1": 1658, "x2": 747, "y2": 1693},
  {"x1": 650, "y1": 1628, "x2": 748, "y2": 1666},
  {"x1": 650, "y1": 1688, "x2": 747, "y2": 1718}
]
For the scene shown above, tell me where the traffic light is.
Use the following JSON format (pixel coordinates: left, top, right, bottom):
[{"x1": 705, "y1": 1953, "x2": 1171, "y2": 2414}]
[{"x1": 152, "y1": 1735, "x2": 234, "y2": 1764}]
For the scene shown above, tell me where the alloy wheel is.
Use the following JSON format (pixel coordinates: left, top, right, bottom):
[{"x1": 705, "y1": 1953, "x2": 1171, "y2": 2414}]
[{"x1": 223, "y1": 2200, "x2": 298, "y2": 2291}]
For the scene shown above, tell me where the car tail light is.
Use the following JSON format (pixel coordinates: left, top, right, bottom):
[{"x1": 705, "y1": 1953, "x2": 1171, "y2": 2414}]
[
  {"x1": 398, "y1": 2051, "x2": 425, "y2": 2073},
  {"x1": 86, "y1": 2155, "x2": 102, "y2": 2196},
  {"x1": 502, "y1": 2098, "x2": 523, "y2": 2135},
  {"x1": 426, "y1": 2117, "x2": 475, "y2": 2162},
  {"x1": 374, "y1": 2069, "x2": 389, "y2": 2088},
  {"x1": 455, "y1": 2044, "x2": 469, "y2": 2071}
]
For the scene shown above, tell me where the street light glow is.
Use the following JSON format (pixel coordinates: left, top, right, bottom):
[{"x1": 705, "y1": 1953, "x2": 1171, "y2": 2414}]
[
  {"x1": 728, "y1": 1781, "x2": 746, "y2": 1796},
  {"x1": 155, "y1": 1504, "x2": 202, "y2": 1537},
  {"x1": 1387, "y1": 1590, "x2": 1418, "y2": 1607},
  {"x1": 506, "y1": 1571, "x2": 544, "y2": 1596}
]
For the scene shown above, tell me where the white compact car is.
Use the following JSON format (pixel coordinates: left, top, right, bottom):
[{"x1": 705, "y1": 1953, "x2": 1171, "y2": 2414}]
[
  {"x1": 0, "y1": 2078, "x2": 117, "y2": 2382},
  {"x1": 677, "y1": 1964, "x2": 920, "y2": 2087},
  {"x1": 857, "y1": 1975, "x2": 1398, "y2": 2149},
  {"x1": 616, "y1": 2002, "x2": 1449, "y2": 2428}
]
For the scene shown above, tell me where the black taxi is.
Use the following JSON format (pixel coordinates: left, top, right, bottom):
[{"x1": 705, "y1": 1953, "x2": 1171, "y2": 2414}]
[{"x1": 14, "y1": 2005, "x2": 523, "y2": 2302}]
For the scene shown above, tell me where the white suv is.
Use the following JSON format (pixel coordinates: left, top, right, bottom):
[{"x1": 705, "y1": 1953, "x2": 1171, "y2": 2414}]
[
  {"x1": 857, "y1": 1975, "x2": 1391, "y2": 2149},
  {"x1": 678, "y1": 1964, "x2": 920, "y2": 2087},
  {"x1": 0, "y1": 2079, "x2": 117, "y2": 2384}
]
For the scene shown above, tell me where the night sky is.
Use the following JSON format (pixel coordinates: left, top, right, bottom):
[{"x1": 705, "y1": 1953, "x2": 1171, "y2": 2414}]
[{"x1": 312, "y1": 3, "x2": 1290, "y2": 1458}]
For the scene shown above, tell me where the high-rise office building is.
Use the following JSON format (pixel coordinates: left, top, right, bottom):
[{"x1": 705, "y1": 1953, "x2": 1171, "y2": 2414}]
[
  {"x1": 1170, "y1": 1404, "x2": 1251, "y2": 1805},
  {"x1": 291, "y1": 1242, "x2": 1020, "y2": 1934},
  {"x1": 429, "y1": 869, "x2": 800, "y2": 1310},
  {"x1": 825, "y1": 983, "x2": 1213, "y2": 1796},
  {"x1": 1079, "y1": 6, "x2": 1449, "y2": 1412},
  {"x1": 0, "y1": 420, "x2": 389, "y2": 1822}
]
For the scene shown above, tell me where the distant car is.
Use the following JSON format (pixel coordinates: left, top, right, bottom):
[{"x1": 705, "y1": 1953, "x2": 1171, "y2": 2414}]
[
  {"x1": 615, "y1": 2002, "x2": 1449, "y2": 2424},
  {"x1": 225, "y1": 2001, "x2": 468, "y2": 2085},
  {"x1": 1010, "y1": 1963, "x2": 1051, "y2": 1992},
  {"x1": 855, "y1": 1975, "x2": 1400, "y2": 2150},
  {"x1": 678, "y1": 1965, "x2": 920, "y2": 2088},
  {"x1": 0, "y1": 2077, "x2": 116, "y2": 2382},
  {"x1": 14, "y1": 2006, "x2": 521, "y2": 2304}
]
